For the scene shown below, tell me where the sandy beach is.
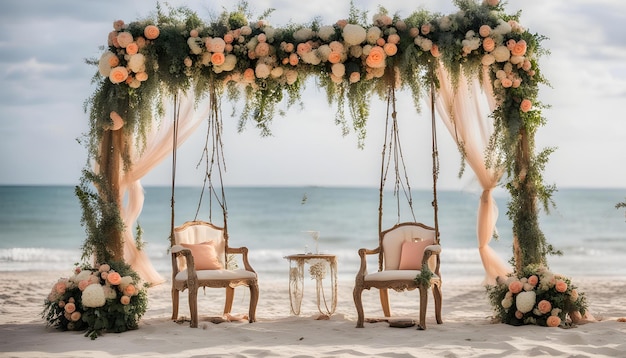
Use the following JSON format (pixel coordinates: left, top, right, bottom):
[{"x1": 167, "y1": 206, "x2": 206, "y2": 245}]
[{"x1": 1, "y1": 270, "x2": 625, "y2": 357}]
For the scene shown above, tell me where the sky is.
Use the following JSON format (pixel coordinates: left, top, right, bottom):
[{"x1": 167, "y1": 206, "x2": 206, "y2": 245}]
[{"x1": 0, "y1": 0, "x2": 625, "y2": 190}]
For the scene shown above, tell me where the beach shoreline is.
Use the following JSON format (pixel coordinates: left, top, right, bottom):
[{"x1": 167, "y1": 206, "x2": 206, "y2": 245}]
[{"x1": 2, "y1": 270, "x2": 625, "y2": 357}]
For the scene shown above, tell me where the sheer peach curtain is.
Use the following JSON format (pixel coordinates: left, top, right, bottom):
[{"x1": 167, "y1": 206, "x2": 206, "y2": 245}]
[
  {"x1": 118, "y1": 91, "x2": 207, "y2": 285},
  {"x1": 433, "y1": 63, "x2": 511, "y2": 285}
]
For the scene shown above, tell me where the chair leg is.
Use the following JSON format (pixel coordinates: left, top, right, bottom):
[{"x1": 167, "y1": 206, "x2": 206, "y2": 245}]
[
  {"x1": 248, "y1": 281, "x2": 259, "y2": 323},
  {"x1": 379, "y1": 288, "x2": 391, "y2": 317},
  {"x1": 417, "y1": 287, "x2": 428, "y2": 330},
  {"x1": 433, "y1": 283, "x2": 443, "y2": 324},
  {"x1": 353, "y1": 285, "x2": 365, "y2": 328},
  {"x1": 171, "y1": 288, "x2": 179, "y2": 321},
  {"x1": 189, "y1": 285, "x2": 199, "y2": 328},
  {"x1": 224, "y1": 286, "x2": 235, "y2": 315}
]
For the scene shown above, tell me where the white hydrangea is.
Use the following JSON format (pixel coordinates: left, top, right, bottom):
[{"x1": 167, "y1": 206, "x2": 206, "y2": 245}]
[
  {"x1": 349, "y1": 45, "x2": 363, "y2": 58},
  {"x1": 331, "y1": 63, "x2": 345, "y2": 77},
  {"x1": 128, "y1": 54, "x2": 146, "y2": 73},
  {"x1": 255, "y1": 63, "x2": 271, "y2": 79},
  {"x1": 301, "y1": 51, "x2": 321, "y2": 65},
  {"x1": 414, "y1": 36, "x2": 433, "y2": 51},
  {"x1": 366, "y1": 26, "x2": 382, "y2": 45},
  {"x1": 481, "y1": 54, "x2": 495, "y2": 66},
  {"x1": 438, "y1": 16, "x2": 452, "y2": 31},
  {"x1": 98, "y1": 51, "x2": 116, "y2": 77},
  {"x1": 293, "y1": 28, "x2": 314, "y2": 42},
  {"x1": 72, "y1": 270, "x2": 93, "y2": 283},
  {"x1": 263, "y1": 26, "x2": 276, "y2": 41},
  {"x1": 270, "y1": 66, "x2": 284, "y2": 78},
  {"x1": 317, "y1": 44, "x2": 331, "y2": 61},
  {"x1": 342, "y1": 24, "x2": 366, "y2": 46},
  {"x1": 492, "y1": 19, "x2": 513, "y2": 37},
  {"x1": 318, "y1": 25, "x2": 335, "y2": 42},
  {"x1": 492, "y1": 46, "x2": 510, "y2": 62},
  {"x1": 187, "y1": 37, "x2": 203, "y2": 55},
  {"x1": 515, "y1": 291, "x2": 536, "y2": 313},
  {"x1": 82, "y1": 284, "x2": 106, "y2": 308}
]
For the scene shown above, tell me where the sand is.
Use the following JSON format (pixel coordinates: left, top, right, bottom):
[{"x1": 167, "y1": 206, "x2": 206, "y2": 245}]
[{"x1": 1, "y1": 270, "x2": 625, "y2": 357}]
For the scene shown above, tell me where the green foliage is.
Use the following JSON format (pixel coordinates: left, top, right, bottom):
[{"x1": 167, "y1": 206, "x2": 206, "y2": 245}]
[{"x1": 414, "y1": 263, "x2": 434, "y2": 289}]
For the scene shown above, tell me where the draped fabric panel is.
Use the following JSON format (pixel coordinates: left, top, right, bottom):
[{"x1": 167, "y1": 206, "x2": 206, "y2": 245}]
[
  {"x1": 118, "y1": 92, "x2": 208, "y2": 285},
  {"x1": 433, "y1": 63, "x2": 511, "y2": 285}
]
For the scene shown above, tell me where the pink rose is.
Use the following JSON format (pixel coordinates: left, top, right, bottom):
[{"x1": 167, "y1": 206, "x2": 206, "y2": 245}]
[
  {"x1": 296, "y1": 42, "x2": 312, "y2": 56},
  {"x1": 190, "y1": 29, "x2": 199, "y2": 38},
  {"x1": 527, "y1": 275, "x2": 538, "y2": 286},
  {"x1": 537, "y1": 300, "x2": 552, "y2": 314},
  {"x1": 515, "y1": 310, "x2": 524, "y2": 319},
  {"x1": 520, "y1": 99, "x2": 532, "y2": 113},
  {"x1": 506, "y1": 39, "x2": 516, "y2": 51},
  {"x1": 120, "y1": 295, "x2": 131, "y2": 305},
  {"x1": 366, "y1": 46, "x2": 386, "y2": 68},
  {"x1": 482, "y1": 37, "x2": 495, "y2": 52},
  {"x1": 243, "y1": 68, "x2": 255, "y2": 82},
  {"x1": 64, "y1": 302, "x2": 76, "y2": 314},
  {"x1": 555, "y1": 280, "x2": 568, "y2": 293},
  {"x1": 107, "y1": 272, "x2": 122, "y2": 285},
  {"x1": 508, "y1": 280, "x2": 523, "y2": 294},
  {"x1": 349, "y1": 72, "x2": 360, "y2": 83},
  {"x1": 257, "y1": 33, "x2": 267, "y2": 43},
  {"x1": 336, "y1": 19, "x2": 348, "y2": 28},
  {"x1": 289, "y1": 53, "x2": 299, "y2": 66},
  {"x1": 479, "y1": 25, "x2": 491, "y2": 38},
  {"x1": 78, "y1": 280, "x2": 90, "y2": 291},
  {"x1": 211, "y1": 52, "x2": 225, "y2": 66},
  {"x1": 109, "y1": 66, "x2": 129, "y2": 84},
  {"x1": 54, "y1": 282, "x2": 67, "y2": 294},
  {"x1": 511, "y1": 40, "x2": 527, "y2": 56},
  {"x1": 546, "y1": 315, "x2": 561, "y2": 327},
  {"x1": 383, "y1": 43, "x2": 397, "y2": 56},
  {"x1": 224, "y1": 33, "x2": 234, "y2": 44},
  {"x1": 144, "y1": 25, "x2": 160, "y2": 40},
  {"x1": 70, "y1": 311, "x2": 82, "y2": 322},
  {"x1": 113, "y1": 20, "x2": 125, "y2": 31},
  {"x1": 501, "y1": 78, "x2": 513, "y2": 88}
]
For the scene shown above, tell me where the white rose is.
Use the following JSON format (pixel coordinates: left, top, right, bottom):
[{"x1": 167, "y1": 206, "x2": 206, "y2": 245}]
[
  {"x1": 492, "y1": 46, "x2": 511, "y2": 62},
  {"x1": 128, "y1": 53, "x2": 146, "y2": 73}
]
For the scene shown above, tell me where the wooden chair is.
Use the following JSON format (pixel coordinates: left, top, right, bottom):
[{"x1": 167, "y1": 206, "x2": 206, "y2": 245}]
[
  {"x1": 171, "y1": 221, "x2": 259, "y2": 328},
  {"x1": 353, "y1": 222, "x2": 442, "y2": 329}
]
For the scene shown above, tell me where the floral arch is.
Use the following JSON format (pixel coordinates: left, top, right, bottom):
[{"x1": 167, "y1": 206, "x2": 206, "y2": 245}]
[{"x1": 76, "y1": 0, "x2": 584, "y2": 327}]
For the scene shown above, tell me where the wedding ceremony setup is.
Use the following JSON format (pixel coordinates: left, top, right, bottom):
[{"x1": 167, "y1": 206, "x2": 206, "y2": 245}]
[{"x1": 21, "y1": 1, "x2": 626, "y2": 355}]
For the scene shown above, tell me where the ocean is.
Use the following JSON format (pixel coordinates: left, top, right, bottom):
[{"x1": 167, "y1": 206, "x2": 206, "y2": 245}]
[{"x1": 1, "y1": 186, "x2": 624, "y2": 281}]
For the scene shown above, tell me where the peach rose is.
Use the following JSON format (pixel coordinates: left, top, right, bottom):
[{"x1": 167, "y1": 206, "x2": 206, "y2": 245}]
[
  {"x1": 99, "y1": 264, "x2": 110, "y2": 272},
  {"x1": 528, "y1": 275, "x2": 538, "y2": 286},
  {"x1": 289, "y1": 53, "x2": 299, "y2": 66},
  {"x1": 506, "y1": 39, "x2": 516, "y2": 51},
  {"x1": 537, "y1": 300, "x2": 552, "y2": 314},
  {"x1": 54, "y1": 282, "x2": 67, "y2": 294},
  {"x1": 485, "y1": 0, "x2": 499, "y2": 6},
  {"x1": 109, "y1": 66, "x2": 129, "y2": 84},
  {"x1": 108, "y1": 55, "x2": 120, "y2": 67},
  {"x1": 211, "y1": 52, "x2": 225, "y2": 66},
  {"x1": 120, "y1": 295, "x2": 131, "y2": 305},
  {"x1": 409, "y1": 27, "x2": 419, "y2": 38},
  {"x1": 508, "y1": 280, "x2": 523, "y2": 294},
  {"x1": 123, "y1": 284, "x2": 136, "y2": 296},
  {"x1": 479, "y1": 25, "x2": 491, "y2": 38},
  {"x1": 107, "y1": 271, "x2": 122, "y2": 285},
  {"x1": 328, "y1": 52, "x2": 342, "y2": 64},
  {"x1": 520, "y1": 99, "x2": 532, "y2": 113},
  {"x1": 349, "y1": 71, "x2": 360, "y2": 83},
  {"x1": 117, "y1": 32, "x2": 134, "y2": 48},
  {"x1": 501, "y1": 77, "x2": 512, "y2": 88},
  {"x1": 190, "y1": 29, "x2": 199, "y2": 38},
  {"x1": 136, "y1": 37, "x2": 146, "y2": 49},
  {"x1": 430, "y1": 44, "x2": 441, "y2": 58},
  {"x1": 113, "y1": 20, "x2": 125, "y2": 31},
  {"x1": 387, "y1": 34, "x2": 400, "y2": 45},
  {"x1": 224, "y1": 33, "x2": 234, "y2": 44},
  {"x1": 511, "y1": 40, "x2": 527, "y2": 56},
  {"x1": 366, "y1": 46, "x2": 386, "y2": 68},
  {"x1": 144, "y1": 25, "x2": 160, "y2": 40},
  {"x1": 421, "y1": 23, "x2": 431, "y2": 35},
  {"x1": 555, "y1": 280, "x2": 568, "y2": 293},
  {"x1": 108, "y1": 31, "x2": 120, "y2": 47},
  {"x1": 383, "y1": 43, "x2": 397, "y2": 56},
  {"x1": 514, "y1": 310, "x2": 524, "y2": 319},
  {"x1": 243, "y1": 68, "x2": 255, "y2": 82},
  {"x1": 546, "y1": 315, "x2": 561, "y2": 327},
  {"x1": 126, "y1": 43, "x2": 138, "y2": 55},
  {"x1": 336, "y1": 19, "x2": 348, "y2": 28},
  {"x1": 482, "y1": 37, "x2": 495, "y2": 52},
  {"x1": 78, "y1": 280, "x2": 90, "y2": 291},
  {"x1": 64, "y1": 302, "x2": 76, "y2": 314},
  {"x1": 376, "y1": 37, "x2": 386, "y2": 46},
  {"x1": 100, "y1": 271, "x2": 108, "y2": 280},
  {"x1": 135, "y1": 71, "x2": 148, "y2": 82},
  {"x1": 255, "y1": 42, "x2": 270, "y2": 57},
  {"x1": 58, "y1": 300, "x2": 65, "y2": 308},
  {"x1": 296, "y1": 42, "x2": 312, "y2": 55},
  {"x1": 522, "y1": 59, "x2": 532, "y2": 71},
  {"x1": 70, "y1": 311, "x2": 82, "y2": 322}
]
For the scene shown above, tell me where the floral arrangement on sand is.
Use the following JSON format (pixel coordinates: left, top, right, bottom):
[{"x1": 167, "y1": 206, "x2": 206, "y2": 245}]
[
  {"x1": 487, "y1": 264, "x2": 588, "y2": 327},
  {"x1": 42, "y1": 261, "x2": 148, "y2": 339}
]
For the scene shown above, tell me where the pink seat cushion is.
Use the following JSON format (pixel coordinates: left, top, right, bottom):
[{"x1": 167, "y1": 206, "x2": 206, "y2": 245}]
[
  {"x1": 181, "y1": 241, "x2": 223, "y2": 270},
  {"x1": 398, "y1": 239, "x2": 434, "y2": 270}
]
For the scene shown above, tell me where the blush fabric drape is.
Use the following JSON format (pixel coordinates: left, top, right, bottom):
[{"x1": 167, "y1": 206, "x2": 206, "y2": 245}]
[
  {"x1": 118, "y1": 91, "x2": 208, "y2": 285},
  {"x1": 433, "y1": 64, "x2": 511, "y2": 285}
]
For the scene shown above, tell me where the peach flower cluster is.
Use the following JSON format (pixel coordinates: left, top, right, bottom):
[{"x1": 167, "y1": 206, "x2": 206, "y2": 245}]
[{"x1": 100, "y1": 20, "x2": 157, "y2": 88}]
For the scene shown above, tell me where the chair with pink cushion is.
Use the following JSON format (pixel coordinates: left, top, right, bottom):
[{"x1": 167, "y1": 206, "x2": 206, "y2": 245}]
[
  {"x1": 171, "y1": 220, "x2": 259, "y2": 328},
  {"x1": 353, "y1": 221, "x2": 442, "y2": 329}
]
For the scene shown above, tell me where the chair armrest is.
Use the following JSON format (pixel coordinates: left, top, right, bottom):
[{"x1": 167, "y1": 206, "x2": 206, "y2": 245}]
[
  {"x1": 226, "y1": 246, "x2": 256, "y2": 273},
  {"x1": 355, "y1": 247, "x2": 380, "y2": 279},
  {"x1": 170, "y1": 246, "x2": 198, "y2": 281},
  {"x1": 422, "y1": 244, "x2": 442, "y2": 272}
]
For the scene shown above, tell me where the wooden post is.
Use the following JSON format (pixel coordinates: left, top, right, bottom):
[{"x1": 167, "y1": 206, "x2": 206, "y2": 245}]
[{"x1": 98, "y1": 128, "x2": 124, "y2": 263}]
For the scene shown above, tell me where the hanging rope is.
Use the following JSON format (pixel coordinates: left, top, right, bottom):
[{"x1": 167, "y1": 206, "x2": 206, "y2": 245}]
[
  {"x1": 430, "y1": 80, "x2": 441, "y2": 245},
  {"x1": 169, "y1": 92, "x2": 181, "y2": 246}
]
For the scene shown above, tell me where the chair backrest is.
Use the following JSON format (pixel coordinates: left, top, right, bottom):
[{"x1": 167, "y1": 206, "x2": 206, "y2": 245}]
[
  {"x1": 173, "y1": 221, "x2": 227, "y2": 269},
  {"x1": 380, "y1": 222, "x2": 436, "y2": 271}
]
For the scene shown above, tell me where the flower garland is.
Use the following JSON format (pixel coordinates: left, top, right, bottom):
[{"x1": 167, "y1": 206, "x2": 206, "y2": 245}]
[
  {"x1": 42, "y1": 261, "x2": 148, "y2": 339},
  {"x1": 487, "y1": 264, "x2": 588, "y2": 327}
]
